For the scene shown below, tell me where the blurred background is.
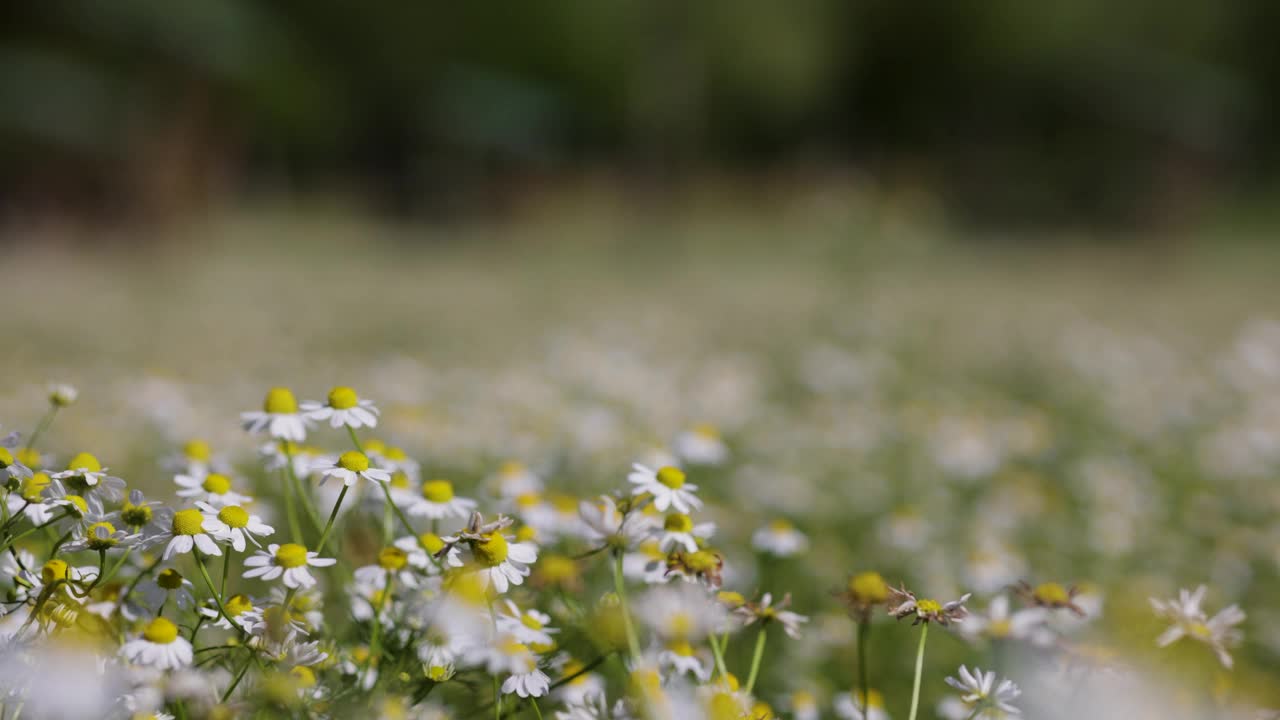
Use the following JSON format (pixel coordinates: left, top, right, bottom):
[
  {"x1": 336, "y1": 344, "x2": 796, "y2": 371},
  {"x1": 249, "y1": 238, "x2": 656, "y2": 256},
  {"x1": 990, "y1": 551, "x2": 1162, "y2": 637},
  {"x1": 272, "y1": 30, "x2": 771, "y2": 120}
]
[{"x1": 5, "y1": 3, "x2": 1280, "y2": 714}]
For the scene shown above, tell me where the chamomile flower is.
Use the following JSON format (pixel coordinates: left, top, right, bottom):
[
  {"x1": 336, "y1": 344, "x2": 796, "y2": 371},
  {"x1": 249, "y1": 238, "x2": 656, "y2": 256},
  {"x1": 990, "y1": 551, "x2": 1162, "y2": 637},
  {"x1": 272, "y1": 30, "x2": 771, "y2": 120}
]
[
  {"x1": 580, "y1": 495, "x2": 654, "y2": 551},
  {"x1": 302, "y1": 386, "x2": 380, "y2": 429},
  {"x1": 442, "y1": 514, "x2": 539, "y2": 594},
  {"x1": 320, "y1": 451, "x2": 391, "y2": 486},
  {"x1": 241, "y1": 387, "x2": 310, "y2": 442},
  {"x1": 751, "y1": 519, "x2": 809, "y2": 557},
  {"x1": 552, "y1": 657, "x2": 607, "y2": 706},
  {"x1": 173, "y1": 472, "x2": 252, "y2": 507},
  {"x1": 51, "y1": 452, "x2": 125, "y2": 501},
  {"x1": 627, "y1": 464, "x2": 702, "y2": 514},
  {"x1": 197, "y1": 501, "x2": 274, "y2": 552},
  {"x1": 42, "y1": 478, "x2": 102, "y2": 530},
  {"x1": 673, "y1": 424, "x2": 729, "y2": 465},
  {"x1": 635, "y1": 583, "x2": 728, "y2": 642},
  {"x1": 489, "y1": 461, "x2": 543, "y2": 499},
  {"x1": 62, "y1": 518, "x2": 141, "y2": 553},
  {"x1": 655, "y1": 640, "x2": 712, "y2": 681},
  {"x1": 834, "y1": 689, "x2": 890, "y2": 720},
  {"x1": 465, "y1": 634, "x2": 551, "y2": 698},
  {"x1": 138, "y1": 568, "x2": 197, "y2": 612},
  {"x1": 959, "y1": 595, "x2": 1051, "y2": 646},
  {"x1": 1151, "y1": 585, "x2": 1246, "y2": 668},
  {"x1": 496, "y1": 600, "x2": 559, "y2": 647},
  {"x1": 47, "y1": 383, "x2": 78, "y2": 406},
  {"x1": 655, "y1": 512, "x2": 715, "y2": 554},
  {"x1": 120, "y1": 617, "x2": 194, "y2": 669},
  {"x1": 161, "y1": 507, "x2": 223, "y2": 560},
  {"x1": 887, "y1": 585, "x2": 971, "y2": 626},
  {"x1": 0, "y1": 437, "x2": 32, "y2": 484},
  {"x1": 198, "y1": 593, "x2": 262, "y2": 633},
  {"x1": 943, "y1": 666, "x2": 1022, "y2": 718},
  {"x1": 407, "y1": 478, "x2": 477, "y2": 520},
  {"x1": 1014, "y1": 580, "x2": 1087, "y2": 617},
  {"x1": 7, "y1": 471, "x2": 56, "y2": 524},
  {"x1": 243, "y1": 543, "x2": 337, "y2": 589},
  {"x1": 394, "y1": 532, "x2": 463, "y2": 573},
  {"x1": 736, "y1": 592, "x2": 809, "y2": 639}
]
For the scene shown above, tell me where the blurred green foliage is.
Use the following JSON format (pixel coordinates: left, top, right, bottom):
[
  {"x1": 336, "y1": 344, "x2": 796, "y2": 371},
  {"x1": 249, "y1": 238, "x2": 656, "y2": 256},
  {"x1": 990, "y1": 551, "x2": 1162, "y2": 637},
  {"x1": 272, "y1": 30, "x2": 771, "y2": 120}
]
[{"x1": 2, "y1": 1, "x2": 1280, "y2": 224}]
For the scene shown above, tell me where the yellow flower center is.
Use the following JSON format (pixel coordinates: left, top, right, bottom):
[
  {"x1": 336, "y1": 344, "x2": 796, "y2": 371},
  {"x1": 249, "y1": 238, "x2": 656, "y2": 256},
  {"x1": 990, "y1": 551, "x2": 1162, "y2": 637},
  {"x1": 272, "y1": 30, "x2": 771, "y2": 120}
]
[
  {"x1": 16, "y1": 447, "x2": 40, "y2": 467},
  {"x1": 515, "y1": 492, "x2": 541, "y2": 509},
  {"x1": 664, "y1": 513, "x2": 694, "y2": 533},
  {"x1": 694, "y1": 423, "x2": 721, "y2": 439},
  {"x1": 717, "y1": 591, "x2": 746, "y2": 608},
  {"x1": 41, "y1": 559, "x2": 69, "y2": 584},
  {"x1": 473, "y1": 532, "x2": 509, "y2": 567},
  {"x1": 87, "y1": 521, "x2": 118, "y2": 548},
  {"x1": 202, "y1": 474, "x2": 232, "y2": 495},
  {"x1": 64, "y1": 494, "x2": 89, "y2": 516},
  {"x1": 419, "y1": 532, "x2": 445, "y2": 555},
  {"x1": 1034, "y1": 582, "x2": 1071, "y2": 606},
  {"x1": 859, "y1": 689, "x2": 885, "y2": 709},
  {"x1": 65, "y1": 452, "x2": 102, "y2": 474},
  {"x1": 667, "y1": 611, "x2": 694, "y2": 639},
  {"x1": 515, "y1": 525, "x2": 537, "y2": 543},
  {"x1": 121, "y1": 500, "x2": 153, "y2": 527},
  {"x1": 143, "y1": 617, "x2": 180, "y2": 644},
  {"x1": 390, "y1": 471, "x2": 411, "y2": 489},
  {"x1": 1189, "y1": 622, "x2": 1212, "y2": 640},
  {"x1": 327, "y1": 386, "x2": 359, "y2": 410},
  {"x1": 769, "y1": 518, "x2": 794, "y2": 532},
  {"x1": 21, "y1": 472, "x2": 51, "y2": 502},
  {"x1": 218, "y1": 506, "x2": 250, "y2": 528},
  {"x1": 538, "y1": 554, "x2": 579, "y2": 584},
  {"x1": 916, "y1": 599, "x2": 943, "y2": 615},
  {"x1": 667, "y1": 639, "x2": 695, "y2": 657},
  {"x1": 157, "y1": 568, "x2": 185, "y2": 590},
  {"x1": 338, "y1": 451, "x2": 369, "y2": 473},
  {"x1": 0, "y1": 448, "x2": 12, "y2": 467},
  {"x1": 498, "y1": 636, "x2": 528, "y2": 656},
  {"x1": 172, "y1": 508, "x2": 205, "y2": 536},
  {"x1": 225, "y1": 594, "x2": 253, "y2": 617},
  {"x1": 384, "y1": 446, "x2": 407, "y2": 461},
  {"x1": 708, "y1": 692, "x2": 741, "y2": 720},
  {"x1": 655, "y1": 466, "x2": 686, "y2": 489},
  {"x1": 686, "y1": 550, "x2": 719, "y2": 574},
  {"x1": 263, "y1": 387, "x2": 299, "y2": 414},
  {"x1": 275, "y1": 543, "x2": 310, "y2": 568},
  {"x1": 520, "y1": 613, "x2": 544, "y2": 631},
  {"x1": 289, "y1": 665, "x2": 317, "y2": 688},
  {"x1": 421, "y1": 480, "x2": 454, "y2": 503},
  {"x1": 989, "y1": 618, "x2": 1013, "y2": 637},
  {"x1": 500, "y1": 461, "x2": 526, "y2": 476},
  {"x1": 183, "y1": 440, "x2": 212, "y2": 462},
  {"x1": 849, "y1": 571, "x2": 889, "y2": 603},
  {"x1": 378, "y1": 547, "x2": 409, "y2": 571}
]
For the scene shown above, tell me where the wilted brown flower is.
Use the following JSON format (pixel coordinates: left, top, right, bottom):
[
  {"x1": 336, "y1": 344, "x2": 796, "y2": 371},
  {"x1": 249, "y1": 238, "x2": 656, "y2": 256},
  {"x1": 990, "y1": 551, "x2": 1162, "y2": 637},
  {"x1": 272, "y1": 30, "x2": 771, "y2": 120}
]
[{"x1": 886, "y1": 584, "x2": 971, "y2": 626}]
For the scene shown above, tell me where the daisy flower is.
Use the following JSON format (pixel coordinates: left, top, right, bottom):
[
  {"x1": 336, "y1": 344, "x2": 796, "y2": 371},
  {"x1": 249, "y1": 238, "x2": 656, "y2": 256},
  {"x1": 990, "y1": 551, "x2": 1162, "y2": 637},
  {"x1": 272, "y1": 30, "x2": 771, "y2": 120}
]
[
  {"x1": 959, "y1": 595, "x2": 1051, "y2": 646},
  {"x1": 394, "y1": 532, "x2": 462, "y2": 573},
  {"x1": 887, "y1": 585, "x2": 971, "y2": 626},
  {"x1": 0, "y1": 436, "x2": 32, "y2": 484},
  {"x1": 1150, "y1": 585, "x2": 1246, "y2": 668},
  {"x1": 551, "y1": 657, "x2": 607, "y2": 707},
  {"x1": 407, "y1": 478, "x2": 477, "y2": 520},
  {"x1": 635, "y1": 583, "x2": 728, "y2": 642},
  {"x1": 197, "y1": 501, "x2": 274, "y2": 552},
  {"x1": 628, "y1": 464, "x2": 702, "y2": 514},
  {"x1": 301, "y1": 386, "x2": 379, "y2": 429},
  {"x1": 321, "y1": 451, "x2": 390, "y2": 486},
  {"x1": 496, "y1": 600, "x2": 559, "y2": 647},
  {"x1": 442, "y1": 514, "x2": 538, "y2": 594},
  {"x1": 489, "y1": 461, "x2": 544, "y2": 499},
  {"x1": 7, "y1": 471, "x2": 57, "y2": 525},
  {"x1": 241, "y1": 387, "x2": 310, "y2": 442},
  {"x1": 736, "y1": 592, "x2": 809, "y2": 639},
  {"x1": 465, "y1": 634, "x2": 551, "y2": 698},
  {"x1": 198, "y1": 593, "x2": 262, "y2": 633},
  {"x1": 138, "y1": 568, "x2": 196, "y2": 612},
  {"x1": 173, "y1": 471, "x2": 252, "y2": 507},
  {"x1": 117, "y1": 488, "x2": 173, "y2": 548},
  {"x1": 1014, "y1": 580, "x2": 1087, "y2": 617},
  {"x1": 673, "y1": 424, "x2": 729, "y2": 465},
  {"x1": 834, "y1": 689, "x2": 890, "y2": 720},
  {"x1": 580, "y1": 495, "x2": 655, "y2": 552},
  {"x1": 655, "y1": 640, "x2": 712, "y2": 681},
  {"x1": 751, "y1": 519, "x2": 809, "y2": 557},
  {"x1": 243, "y1": 543, "x2": 337, "y2": 589},
  {"x1": 51, "y1": 452, "x2": 125, "y2": 501},
  {"x1": 161, "y1": 507, "x2": 223, "y2": 560},
  {"x1": 943, "y1": 666, "x2": 1022, "y2": 718},
  {"x1": 120, "y1": 617, "x2": 194, "y2": 670},
  {"x1": 42, "y1": 479, "x2": 102, "y2": 531},
  {"x1": 47, "y1": 383, "x2": 78, "y2": 406},
  {"x1": 62, "y1": 518, "x2": 141, "y2": 553},
  {"x1": 655, "y1": 512, "x2": 715, "y2": 554}
]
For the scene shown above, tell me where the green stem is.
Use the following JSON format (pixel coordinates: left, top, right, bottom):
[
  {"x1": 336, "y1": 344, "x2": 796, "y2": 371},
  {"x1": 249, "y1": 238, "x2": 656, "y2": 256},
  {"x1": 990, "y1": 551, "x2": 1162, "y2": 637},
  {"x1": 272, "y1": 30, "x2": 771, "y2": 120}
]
[
  {"x1": 346, "y1": 426, "x2": 364, "y2": 453},
  {"x1": 531, "y1": 698, "x2": 544, "y2": 720},
  {"x1": 221, "y1": 651, "x2": 254, "y2": 702},
  {"x1": 365, "y1": 570, "x2": 393, "y2": 688},
  {"x1": 744, "y1": 626, "x2": 767, "y2": 695},
  {"x1": 281, "y1": 465, "x2": 304, "y2": 544},
  {"x1": 858, "y1": 619, "x2": 871, "y2": 713},
  {"x1": 193, "y1": 552, "x2": 236, "y2": 628},
  {"x1": 283, "y1": 444, "x2": 323, "y2": 534},
  {"x1": 220, "y1": 548, "x2": 231, "y2": 598},
  {"x1": 708, "y1": 632, "x2": 729, "y2": 680},
  {"x1": 116, "y1": 554, "x2": 164, "y2": 619},
  {"x1": 98, "y1": 548, "x2": 133, "y2": 587},
  {"x1": 907, "y1": 623, "x2": 929, "y2": 720},
  {"x1": 492, "y1": 673, "x2": 501, "y2": 720},
  {"x1": 610, "y1": 551, "x2": 642, "y2": 661},
  {"x1": 0, "y1": 511, "x2": 70, "y2": 555},
  {"x1": 315, "y1": 484, "x2": 350, "y2": 554},
  {"x1": 24, "y1": 407, "x2": 58, "y2": 452}
]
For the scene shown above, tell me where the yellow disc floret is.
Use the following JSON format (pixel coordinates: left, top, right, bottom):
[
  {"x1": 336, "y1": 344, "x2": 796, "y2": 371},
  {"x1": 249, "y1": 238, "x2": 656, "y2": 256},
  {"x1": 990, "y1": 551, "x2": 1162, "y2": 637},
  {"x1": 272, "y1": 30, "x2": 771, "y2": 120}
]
[
  {"x1": 157, "y1": 568, "x2": 185, "y2": 590},
  {"x1": 327, "y1": 386, "x2": 359, "y2": 410},
  {"x1": 655, "y1": 466, "x2": 686, "y2": 489},
  {"x1": 143, "y1": 617, "x2": 180, "y2": 644},
  {"x1": 1034, "y1": 582, "x2": 1071, "y2": 606},
  {"x1": 202, "y1": 474, "x2": 232, "y2": 495},
  {"x1": 86, "y1": 521, "x2": 119, "y2": 549},
  {"x1": 337, "y1": 451, "x2": 369, "y2": 473},
  {"x1": 418, "y1": 532, "x2": 445, "y2": 555},
  {"x1": 65, "y1": 452, "x2": 102, "y2": 474},
  {"x1": 664, "y1": 513, "x2": 693, "y2": 533},
  {"x1": 183, "y1": 440, "x2": 212, "y2": 462},
  {"x1": 172, "y1": 508, "x2": 205, "y2": 536},
  {"x1": 0, "y1": 448, "x2": 13, "y2": 468},
  {"x1": 218, "y1": 506, "x2": 249, "y2": 528},
  {"x1": 121, "y1": 498, "x2": 153, "y2": 527},
  {"x1": 225, "y1": 594, "x2": 253, "y2": 617},
  {"x1": 63, "y1": 494, "x2": 89, "y2": 516},
  {"x1": 473, "y1": 532, "x2": 509, "y2": 567},
  {"x1": 422, "y1": 480, "x2": 454, "y2": 503},
  {"x1": 263, "y1": 387, "x2": 299, "y2": 414},
  {"x1": 916, "y1": 599, "x2": 943, "y2": 615},
  {"x1": 21, "y1": 472, "x2": 51, "y2": 502},
  {"x1": 848, "y1": 571, "x2": 890, "y2": 604},
  {"x1": 275, "y1": 543, "x2": 309, "y2": 568},
  {"x1": 41, "y1": 559, "x2": 69, "y2": 584},
  {"x1": 378, "y1": 547, "x2": 409, "y2": 571}
]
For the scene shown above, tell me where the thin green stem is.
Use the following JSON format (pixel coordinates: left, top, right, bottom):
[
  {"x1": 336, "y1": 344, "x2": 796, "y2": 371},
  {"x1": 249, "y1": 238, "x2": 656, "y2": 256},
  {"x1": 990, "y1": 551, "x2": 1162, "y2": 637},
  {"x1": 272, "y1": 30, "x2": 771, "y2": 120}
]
[
  {"x1": 708, "y1": 632, "x2": 730, "y2": 680},
  {"x1": 364, "y1": 570, "x2": 393, "y2": 688},
  {"x1": 281, "y1": 465, "x2": 304, "y2": 544},
  {"x1": 492, "y1": 671, "x2": 501, "y2": 720},
  {"x1": 744, "y1": 626, "x2": 767, "y2": 695},
  {"x1": 857, "y1": 619, "x2": 871, "y2": 713},
  {"x1": 24, "y1": 406, "x2": 58, "y2": 452},
  {"x1": 98, "y1": 548, "x2": 133, "y2": 587},
  {"x1": 610, "y1": 551, "x2": 642, "y2": 661},
  {"x1": 531, "y1": 698, "x2": 544, "y2": 720},
  {"x1": 907, "y1": 623, "x2": 929, "y2": 720},
  {"x1": 315, "y1": 484, "x2": 350, "y2": 554},
  {"x1": 193, "y1": 552, "x2": 236, "y2": 627},
  {"x1": 220, "y1": 548, "x2": 231, "y2": 598},
  {"x1": 283, "y1": 444, "x2": 323, "y2": 533},
  {"x1": 0, "y1": 511, "x2": 71, "y2": 555},
  {"x1": 346, "y1": 426, "x2": 364, "y2": 453},
  {"x1": 221, "y1": 651, "x2": 254, "y2": 702}
]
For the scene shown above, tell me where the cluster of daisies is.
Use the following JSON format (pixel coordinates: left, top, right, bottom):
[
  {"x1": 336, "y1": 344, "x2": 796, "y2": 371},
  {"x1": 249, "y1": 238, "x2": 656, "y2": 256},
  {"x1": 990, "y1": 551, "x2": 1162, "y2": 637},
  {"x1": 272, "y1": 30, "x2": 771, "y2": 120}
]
[{"x1": 0, "y1": 383, "x2": 1259, "y2": 720}]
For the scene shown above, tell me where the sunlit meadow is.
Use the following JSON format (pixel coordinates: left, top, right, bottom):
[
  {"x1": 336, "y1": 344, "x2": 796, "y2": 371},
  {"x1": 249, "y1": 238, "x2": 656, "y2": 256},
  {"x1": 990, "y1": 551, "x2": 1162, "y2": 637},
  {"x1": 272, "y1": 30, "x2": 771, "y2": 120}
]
[{"x1": 2, "y1": 198, "x2": 1279, "y2": 719}]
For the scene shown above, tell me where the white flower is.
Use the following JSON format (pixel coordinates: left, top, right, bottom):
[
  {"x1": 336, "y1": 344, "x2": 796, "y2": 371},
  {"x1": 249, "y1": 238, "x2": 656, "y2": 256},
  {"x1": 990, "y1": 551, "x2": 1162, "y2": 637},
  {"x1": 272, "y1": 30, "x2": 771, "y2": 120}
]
[
  {"x1": 496, "y1": 600, "x2": 559, "y2": 647},
  {"x1": 465, "y1": 634, "x2": 550, "y2": 697},
  {"x1": 301, "y1": 386, "x2": 379, "y2": 429},
  {"x1": 197, "y1": 501, "x2": 274, "y2": 552},
  {"x1": 137, "y1": 568, "x2": 197, "y2": 613},
  {"x1": 655, "y1": 512, "x2": 715, "y2": 554},
  {"x1": 161, "y1": 507, "x2": 223, "y2": 560},
  {"x1": 627, "y1": 464, "x2": 702, "y2": 514},
  {"x1": 0, "y1": 433, "x2": 32, "y2": 484},
  {"x1": 959, "y1": 595, "x2": 1051, "y2": 646},
  {"x1": 198, "y1": 593, "x2": 262, "y2": 633},
  {"x1": 47, "y1": 383, "x2": 78, "y2": 406},
  {"x1": 241, "y1": 387, "x2": 310, "y2": 442},
  {"x1": 655, "y1": 641, "x2": 711, "y2": 681},
  {"x1": 61, "y1": 518, "x2": 141, "y2": 553},
  {"x1": 173, "y1": 472, "x2": 252, "y2": 507},
  {"x1": 944, "y1": 666, "x2": 1022, "y2": 717},
  {"x1": 243, "y1": 543, "x2": 337, "y2": 589},
  {"x1": 407, "y1": 478, "x2": 477, "y2": 520},
  {"x1": 737, "y1": 592, "x2": 809, "y2": 639},
  {"x1": 673, "y1": 425, "x2": 728, "y2": 466},
  {"x1": 50, "y1": 452, "x2": 125, "y2": 501},
  {"x1": 320, "y1": 451, "x2": 391, "y2": 486},
  {"x1": 1151, "y1": 585, "x2": 1246, "y2": 668},
  {"x1": 489, "y1": 461, "x2": 543, "y2": 499},
  {"x1": 394, "y1": 532, "x2": 462, "y2": 574},
  {"x1": 444, "y1": 515, "x2": 539, "y2": 594},
  {"x1": 751, "y1": 519, "x2": 809, "y2": 557},
  {"x1": 120, "y1": 617, "x2": 194, "y2": 670},
  {"x1": 635, "y1": 584, "x2": 728, "y2": 642},
  {"x1": 579, "y1": 495, "x2": 655, "y2": 551}
]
